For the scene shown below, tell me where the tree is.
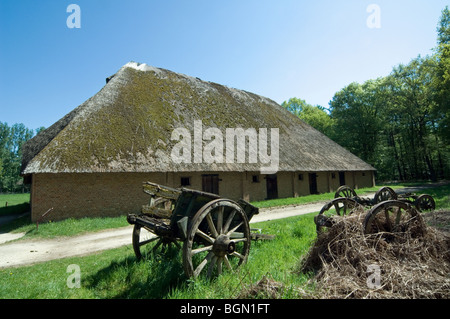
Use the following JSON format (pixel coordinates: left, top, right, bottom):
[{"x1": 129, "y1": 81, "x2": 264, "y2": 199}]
[
  {"x1": 281, "y1": 98, "x2": 334, "y2": 136},
  {"x1": 329, "y1": 79, "x2": 384, "y2": 165},
  {"x1": 437, "y1": 6, "x2": 450, "y2": 45},
  {"x1": 0, "y1": 122, "x2": 11, "y2": 190},
  {"x1": 281, "y1": 97, "x2": 309, "y2": 118},
  {"x1": 385, "y1": 56, "x2": 443, "y2": 181},
  {"x1": 433, "y1": 6, "x2": 450, "y2": 144},
  {"x1": 0, "y1": 122, "x2": 37, "y2": 193}
]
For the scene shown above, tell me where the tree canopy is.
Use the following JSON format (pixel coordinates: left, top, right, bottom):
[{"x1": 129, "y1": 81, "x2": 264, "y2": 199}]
[{"x1": 0, "y1": 122, "x2": 43, "y2": 193}]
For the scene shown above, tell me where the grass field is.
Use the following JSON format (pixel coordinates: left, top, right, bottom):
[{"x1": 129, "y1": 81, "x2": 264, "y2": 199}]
[
  {"x1": 0, "y1": 193, "x2": 30, "y2": 217},
  {"x1": 0, "y1": 182, "x2": 448, "y2": 299},
  {"x1": 0, "y1": 213, "x2": 317, "y2": 299}
]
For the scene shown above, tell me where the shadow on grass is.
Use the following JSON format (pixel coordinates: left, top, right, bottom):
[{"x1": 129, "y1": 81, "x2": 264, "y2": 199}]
[
  {"x1": 0, "y1": 211, "x2": 31, "y2": 233},
  {"x1": 85, "y1": 247, "x2": 189, "y2": 298},
  {"x1": 0, "y1": 202, "x2": 30, "y2": 216}
]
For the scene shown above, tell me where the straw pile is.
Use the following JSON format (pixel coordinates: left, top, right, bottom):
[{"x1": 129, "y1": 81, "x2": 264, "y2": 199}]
[{"x1": 299, "y1": 208, "x2": 450, "y2": 298}]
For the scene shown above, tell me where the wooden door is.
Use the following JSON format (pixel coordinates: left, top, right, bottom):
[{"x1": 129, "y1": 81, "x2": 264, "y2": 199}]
[
  {"x1": 309, "y1": 173, "x2": 318, "y2": 194},
  {"x1": 266, "y1": 174, "x2": 278, "y2": 199},
  {"x1": 202, "y1": 174, "x2": 219, "y2": 195}
]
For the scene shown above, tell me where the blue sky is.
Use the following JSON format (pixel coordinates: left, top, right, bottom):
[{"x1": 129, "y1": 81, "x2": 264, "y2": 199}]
[{"x1": 0, "y1": 0, "x2": 448, "y2": 130}]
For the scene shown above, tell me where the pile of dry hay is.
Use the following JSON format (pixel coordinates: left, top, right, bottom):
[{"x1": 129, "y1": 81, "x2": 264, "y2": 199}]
[{"x1": 299, "y1": 208, "x2": 450, "y2": 299}]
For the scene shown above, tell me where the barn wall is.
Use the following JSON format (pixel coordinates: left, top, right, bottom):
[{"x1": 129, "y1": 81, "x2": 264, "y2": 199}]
[
  {"x1": 30, "y1": 170, "x2": 375, "y2": 222},
  {"x1": 353, "y1": 171, "x2": 376, "y2": 189},
  {"x1": 31, "y1": 172, "x2": 165, "y2": 222}
]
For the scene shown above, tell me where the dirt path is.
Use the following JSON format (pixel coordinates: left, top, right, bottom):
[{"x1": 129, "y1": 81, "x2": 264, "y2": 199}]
[{"x1": 0, "y1": 227, "x2": 133, "y2": 268}]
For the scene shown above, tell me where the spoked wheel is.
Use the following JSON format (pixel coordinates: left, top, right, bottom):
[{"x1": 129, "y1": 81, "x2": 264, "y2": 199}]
[
  {"x1": 363, "y1": 200, "x2": 420, "y2": 235},
  {"x1": 373, "y1": 186, "x2": 397, "y2": 204},
  {"x1": 334, "y1": 185, "x2": 357, "y2": 199},
  {"x1": 314, "y1": 197, "x2": 360, "y2": 233},
  {"x1": 414, "y1": 194, "x2": 436, "y2": 212},
  {"x1": 132, "y1": 224, "x2": 180, "y2": 260},
  {"x1": 183, "y1": 199, "x2": 251, "y2": 279}
]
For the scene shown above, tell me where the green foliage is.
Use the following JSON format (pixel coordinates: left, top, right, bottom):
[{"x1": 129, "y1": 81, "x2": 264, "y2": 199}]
[
  {"x1": 433, "y1": 6, "x2": 450, "y2": 144},
  {"x1": 0, "y1": 122, "x2": 41, "y2": 193},
  {"x1": 281, "y1": 97, "x2": 309, "y2": 117},
  {"x1": 281, "y1": 98, "x2": 334, "y2": 136},
  {"x1": 437, "y1": 6, "x2": 450, "y2": 45},
  {"x1": 329, "y1": 79, "x2": 385, "y2": 165}
]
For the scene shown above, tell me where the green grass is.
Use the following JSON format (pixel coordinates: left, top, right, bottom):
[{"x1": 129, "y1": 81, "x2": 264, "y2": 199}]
[
  {"x1": 0, "y1": 193, "x2": 30, "y2": 216},
  {"x1": 422, "y1": 183, "x2": 450, "y2": 210},
  {"x1": 3, "y1": 215, "x2": 129, "y2": 238},
  {"x1": 0, "y1": 214, "x2": 317, "y2": 299}
]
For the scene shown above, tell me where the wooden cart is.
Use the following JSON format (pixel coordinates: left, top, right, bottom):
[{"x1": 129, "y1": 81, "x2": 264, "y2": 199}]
[{"x1": 127, "y1": 182, "x2": 273, "y2": 279}]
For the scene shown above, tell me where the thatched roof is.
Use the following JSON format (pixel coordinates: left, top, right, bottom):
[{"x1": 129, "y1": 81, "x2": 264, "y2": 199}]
[{"x1": 21, "y1": 62, "x2": 375, "y2": 175}]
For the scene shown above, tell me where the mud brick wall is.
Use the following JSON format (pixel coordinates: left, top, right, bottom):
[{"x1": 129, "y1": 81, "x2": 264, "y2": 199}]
[
  {"x1": 30, "y1": 173, "x2": 165, "y2": 222},
  {"x1": 29, "y1": 171, "x2": 375, "y2": 222}
]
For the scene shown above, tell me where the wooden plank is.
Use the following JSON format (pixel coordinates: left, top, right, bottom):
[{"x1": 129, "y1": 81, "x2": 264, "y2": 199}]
[
  {"x1": 142, "y1": 181, "x2": 181, "y2": 200},
  {"x1": 141, "y1": 205, "x2": 172, "y2": 219}
]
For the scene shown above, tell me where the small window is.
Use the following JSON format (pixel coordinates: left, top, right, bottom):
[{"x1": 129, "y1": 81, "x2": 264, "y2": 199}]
[
  {"x1": 180, "y1": 177, "x2": 191, "y2": 186},
  {"x1": 298, "y1": 174, "x2": 303, "y2": 181},
  {"x1": 331, "y1": 173, "x2": 336, "y2": 179},
  {"x1": 362, "y1": 172, "x2": 366, "y2": 176},
  {"x1": 252, "y1": 175, "x2": 260, "y2": 183}
]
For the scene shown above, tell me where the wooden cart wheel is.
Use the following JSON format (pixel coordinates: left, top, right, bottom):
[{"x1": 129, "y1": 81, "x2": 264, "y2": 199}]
[
  {"x1": 334, "y1": 185, "x2": 357, "y2": 199},
  {"x1": 183, "y1": 199, "x2": 251, "y2": 279},
  {"x1": 132, "y1": 224, "x2": 180, "y2": 260},
  {"x1": 363, "y1": 200, "x2": 419, "y2": 234},
  {"x1": 373, "y1": 186, "x2": 397, "y2": 204},
  {"x1": 414, "y1": 194, "x2": 435, "y2": 212},
  {"x1": 314, "y1": 197, "x2": 359, "y2": 233}
]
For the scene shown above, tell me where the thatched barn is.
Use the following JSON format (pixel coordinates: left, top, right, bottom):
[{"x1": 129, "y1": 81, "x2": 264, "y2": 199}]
[{"x1": 21, "y1": 62, "x2": 376, "y2": 221}]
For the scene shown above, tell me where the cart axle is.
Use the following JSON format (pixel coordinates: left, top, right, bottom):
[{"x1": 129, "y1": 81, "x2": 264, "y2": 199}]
[{"x1": 213, "y1": 234, "x2": 236, "y2": 257}]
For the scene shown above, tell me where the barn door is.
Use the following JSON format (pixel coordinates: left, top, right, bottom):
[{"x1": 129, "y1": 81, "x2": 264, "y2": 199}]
[
  {"x1": 309, "y1": 173, "x2": 318, "y2": 194},
  {"x1": 339, "y1": 171, "x2": 346, "y2": 186},
  {"x1": 202, "y1": 174, "x2": 219, "y2": 195},
  {"x1": 266, "y1": 174, "x2": 278, "y2": 199}
]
